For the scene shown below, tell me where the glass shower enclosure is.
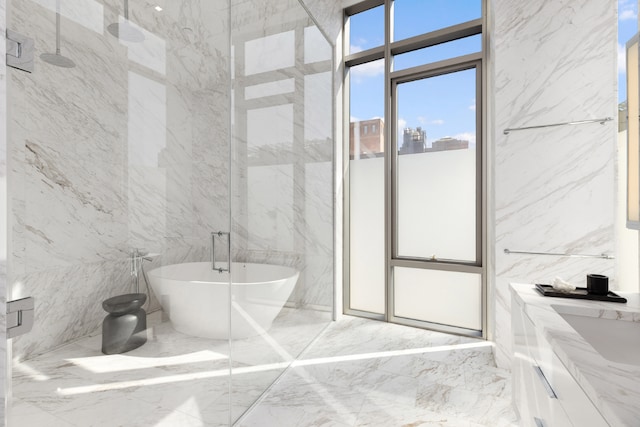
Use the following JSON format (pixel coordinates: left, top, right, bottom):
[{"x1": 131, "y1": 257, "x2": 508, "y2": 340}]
[{"x1": 2, "y1": 0, "x2": 334, "y2": 425}]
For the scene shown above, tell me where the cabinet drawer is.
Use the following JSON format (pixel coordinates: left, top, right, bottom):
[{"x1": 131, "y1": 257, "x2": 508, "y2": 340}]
[
  {"x1": 544, "y1": 349, "x2": 609, "y2": 427},
  {"x1": 511, "y1": 292, "x2": 610, "y2": 427},
  {"x1": 530, "y1": 362, "x2": 572, "y2": 427}
]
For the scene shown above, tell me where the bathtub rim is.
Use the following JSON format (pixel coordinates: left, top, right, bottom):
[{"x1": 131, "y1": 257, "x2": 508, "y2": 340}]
[{"x1": 147, "y1": 261, "x2": 299, "y2": 287}]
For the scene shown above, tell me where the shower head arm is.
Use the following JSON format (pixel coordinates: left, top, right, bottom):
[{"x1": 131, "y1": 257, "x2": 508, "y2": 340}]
[{"x1": 55, "y1": 11, "x2": 61, "y2": 55}]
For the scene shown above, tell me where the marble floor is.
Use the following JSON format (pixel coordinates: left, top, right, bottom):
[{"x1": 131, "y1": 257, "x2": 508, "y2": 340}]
[
  {"x1": 238, "y1": 316, "x2": 518, "y2": 427},
  {"x1": 10, "y1": 307, "x2": 331, "y2": 427},
  {"x1": 10, "y1": 313, "x2": 518, "y2": 427}
]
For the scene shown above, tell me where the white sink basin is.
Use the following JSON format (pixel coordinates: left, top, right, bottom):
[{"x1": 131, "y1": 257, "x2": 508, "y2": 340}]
[{"x1": 552, "y1": 306, "x2": 640, "y2": 367}]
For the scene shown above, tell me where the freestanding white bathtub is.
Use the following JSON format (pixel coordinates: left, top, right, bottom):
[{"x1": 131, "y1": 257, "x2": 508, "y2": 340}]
[{"x1": 147, "y1": 262, "x2": 298, "y2": 339}]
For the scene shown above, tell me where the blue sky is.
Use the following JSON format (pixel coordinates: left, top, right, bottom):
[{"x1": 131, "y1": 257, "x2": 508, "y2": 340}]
[
  {"x1": 349, "y1": 1, "x2": 479, "y2": 146},
  {"x1": 619, "y1": 0, "x2": 638, "y2": 103},
  {"x1": 350, "y1": 1, "x2": 635, "y2": 147}
]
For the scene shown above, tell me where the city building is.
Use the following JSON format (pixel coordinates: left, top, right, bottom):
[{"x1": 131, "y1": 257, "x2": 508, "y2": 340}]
[
  {"x1": 349, "y1": 118, "x2": 385, "y2": 157},
  {"x1": 429, "y1": 136, "x2": 469, "y2": 151},
  {"x1": 400, "y1": 126, "x2": 426, "y2": 154}
]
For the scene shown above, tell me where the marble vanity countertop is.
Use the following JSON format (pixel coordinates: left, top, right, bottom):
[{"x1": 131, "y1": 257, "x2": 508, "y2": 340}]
[{"x1": 510, "y1": 283, "x2": 640, "y2": 426}]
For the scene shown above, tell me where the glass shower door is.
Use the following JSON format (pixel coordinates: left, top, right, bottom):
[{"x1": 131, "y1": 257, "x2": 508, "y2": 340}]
[
  {"x1": 5, "y1": 0, "x2": 234, "y2": 425},
  {"x1": 229, "y1": 0, "x2": 335, "y2": 423},
  {"x1": 3, "y1": 0, "x2": 334, "y2": 424}
]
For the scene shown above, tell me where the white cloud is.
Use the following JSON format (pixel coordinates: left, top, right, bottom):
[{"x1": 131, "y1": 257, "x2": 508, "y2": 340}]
[
  {"x1": 350, "y1": 116, "x2": 360, "y2": 122},
  {"x1": 620, "y1": 9, "x2": 637, "y2": 20},
  {"x1": 620, "y1": 0, "x2": 638, "y2": 21},
  {"x1": 417, "y1": 116, "x2": 426, "y2": 124},
  {"x1": 349, "y1": 37, "x2": 370, "y2": 54},
  {"x1": 350, "y1": 59, "x2": 384, "y2": 83},
  {"x1": 454, "y1": 132, "x2": 476, "y2": 146},
  {"x1": 398, "y1": 118, "x2": 407, "y2": 130},
  {"x1": 618, "y1": 42, "x2": 626, "y2": 74},
  {"x1": 469, "y1": 98, "x2": 476, "y2": 111},
  {"x1": 431, "y1": 119, "x2": 444, "y2": 125},
  {"x1": 620, "y1": 8, "x2": 638, "y2": 21}
]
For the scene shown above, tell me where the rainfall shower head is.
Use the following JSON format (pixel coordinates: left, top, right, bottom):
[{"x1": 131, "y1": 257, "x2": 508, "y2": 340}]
[
  {"x1": 41, "y1": 1, "x2": 75, "y2": 68},
  {"x1": 108, "y1": 0, "x2": 145, "y2": 43},
  {"x1": 107, "y1": 21, "x2": 145, "y2": 43},
  {"x1": 40, "y1": 52, "x2": 75, "y2": 68}
]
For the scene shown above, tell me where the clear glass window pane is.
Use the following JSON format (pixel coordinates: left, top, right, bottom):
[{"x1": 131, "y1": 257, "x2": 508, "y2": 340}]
[
  {"x1": 393, "y1": 35, "x2": 481, "y2": 71},
  {"x1": 349, "y1": 5, "x2": 385, "y2": 54},
  {"x1": 395, "y1": 69, "x2": 477, "y2": 262},
  {"x1": 349, "y1": 59, "x2": 385, "y2": 159},
  {"x1": 393, "y1": 0, "x2": 481, "y2": 42}
]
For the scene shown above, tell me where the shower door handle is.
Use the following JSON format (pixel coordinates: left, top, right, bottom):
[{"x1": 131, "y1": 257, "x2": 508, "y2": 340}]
[{"x1": 211, "y1": 231, "x2": 231, "y2": 274}]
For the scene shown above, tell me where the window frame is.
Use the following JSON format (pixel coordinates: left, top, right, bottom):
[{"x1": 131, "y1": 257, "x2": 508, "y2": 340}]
[
  {"x1": 390, "y1": 58, "x2": 483, "y2": 266},
  {"x1": 343, "y1": 0, "x2": 487, "y2": 338}
]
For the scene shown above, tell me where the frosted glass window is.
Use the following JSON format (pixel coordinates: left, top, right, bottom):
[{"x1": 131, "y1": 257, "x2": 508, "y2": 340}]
[
  {"x1": 394, "y1": 267, "x2": 481, "y2": 330},
  {"x1": 349, "y1": 157, "x2": 385, "y2": 314}
]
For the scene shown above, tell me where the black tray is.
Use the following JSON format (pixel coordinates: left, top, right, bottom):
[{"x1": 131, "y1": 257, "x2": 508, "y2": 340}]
[{"x1": 535, "y1": 284, "x2": 627, "y2": 303}]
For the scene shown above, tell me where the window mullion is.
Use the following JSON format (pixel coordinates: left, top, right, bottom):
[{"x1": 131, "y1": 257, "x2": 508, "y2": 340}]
[{"x1": 383, "y1": 0, "x2": 393, "y2": 323}]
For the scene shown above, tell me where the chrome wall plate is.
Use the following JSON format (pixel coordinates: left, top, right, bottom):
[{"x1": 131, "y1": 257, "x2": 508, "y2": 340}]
[
  {"x1": 6, "y1": 29, "x2": 34, "y2": 73},
  {"x1": 7, "y1": 296, "x2": 35, "y2": 338}
]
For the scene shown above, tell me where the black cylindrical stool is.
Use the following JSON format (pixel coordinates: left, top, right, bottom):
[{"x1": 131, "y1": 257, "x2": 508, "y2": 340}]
[{"x1": 102, "y1": 293, "x2": 147, "y2": 354}]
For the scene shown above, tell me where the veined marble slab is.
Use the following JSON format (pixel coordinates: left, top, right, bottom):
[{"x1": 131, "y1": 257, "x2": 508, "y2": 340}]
[{"x1": 492, "y1": 0, "x2": 617, "y2": 369}]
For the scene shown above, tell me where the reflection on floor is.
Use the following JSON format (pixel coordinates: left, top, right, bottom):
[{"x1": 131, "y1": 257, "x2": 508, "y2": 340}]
[
  {"x1": 10, "y1": 308, "x2": 331, "y2": 427},
  {"x1": 11, "y1": 313, "x2": 517, "y2": 427},
  {"x1": 238, "y1": 316, "x2": 518, "y2": 427}
]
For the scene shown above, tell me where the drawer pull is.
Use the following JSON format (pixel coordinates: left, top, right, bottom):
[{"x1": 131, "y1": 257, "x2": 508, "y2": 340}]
[{"x1": 533, "y1": 365, "x2": 557, "y2": 399}]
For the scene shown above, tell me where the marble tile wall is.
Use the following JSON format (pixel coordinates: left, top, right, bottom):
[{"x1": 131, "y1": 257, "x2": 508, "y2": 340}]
[
  {"x1": 8, "y1": 0, "x2": 231, "y2": 360},
  {"x1": 301, "y1": 0, "x2": 343, "y2": 45},
  {"x1": 491, "y1": 0, "x2": 617, "y2": 368},
  {"x1": 7, "y1": 0, "x2": 336, "y2": 361},
  {"x1": 0, "y1": 0, "x2": 7, "y2": 424}
]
